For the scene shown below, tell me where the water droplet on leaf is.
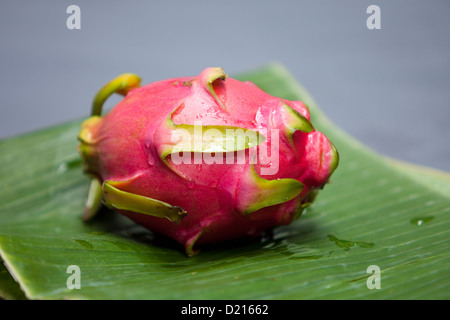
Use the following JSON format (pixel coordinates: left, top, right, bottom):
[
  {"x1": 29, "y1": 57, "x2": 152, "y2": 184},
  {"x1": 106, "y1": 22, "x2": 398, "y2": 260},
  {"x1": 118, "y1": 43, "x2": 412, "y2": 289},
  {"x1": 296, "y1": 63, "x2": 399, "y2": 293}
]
[{"x1": 410, "y1": 216, "x2": 434, "y2": 226}]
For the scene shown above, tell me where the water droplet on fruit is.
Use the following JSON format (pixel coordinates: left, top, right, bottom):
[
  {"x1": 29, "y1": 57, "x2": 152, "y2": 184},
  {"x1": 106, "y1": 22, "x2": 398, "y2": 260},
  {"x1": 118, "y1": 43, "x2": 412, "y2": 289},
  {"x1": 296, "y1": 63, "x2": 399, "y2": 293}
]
[
  {"x1": 187, "y1": 180, "x2": 196, "y2": 189},
  {"x1": 148, "y1": 153, "x2": 155, "y2": 166}
]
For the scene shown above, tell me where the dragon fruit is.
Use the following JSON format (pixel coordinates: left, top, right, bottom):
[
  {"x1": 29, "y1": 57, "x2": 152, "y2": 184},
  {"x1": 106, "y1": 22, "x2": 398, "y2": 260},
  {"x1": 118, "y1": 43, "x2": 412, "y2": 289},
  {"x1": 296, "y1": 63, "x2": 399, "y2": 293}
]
[{"x1": 77, "y1": 67, "x2": 338, "y2": 256}]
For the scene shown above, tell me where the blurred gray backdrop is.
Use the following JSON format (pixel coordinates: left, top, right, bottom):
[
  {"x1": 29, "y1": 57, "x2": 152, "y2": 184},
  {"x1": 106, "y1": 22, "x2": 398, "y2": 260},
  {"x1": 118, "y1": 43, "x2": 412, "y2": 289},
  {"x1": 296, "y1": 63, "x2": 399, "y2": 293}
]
[{"x1": 0, "y1": 0, "x2": 449, "y2": 171}]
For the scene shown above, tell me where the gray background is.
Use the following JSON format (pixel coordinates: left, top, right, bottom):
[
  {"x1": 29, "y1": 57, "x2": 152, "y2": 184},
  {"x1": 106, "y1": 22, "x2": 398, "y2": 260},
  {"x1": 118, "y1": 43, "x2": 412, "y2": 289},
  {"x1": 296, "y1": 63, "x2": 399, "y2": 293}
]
[{"x1": 0, "y1": 0, "x2": 449, "y2": 171}]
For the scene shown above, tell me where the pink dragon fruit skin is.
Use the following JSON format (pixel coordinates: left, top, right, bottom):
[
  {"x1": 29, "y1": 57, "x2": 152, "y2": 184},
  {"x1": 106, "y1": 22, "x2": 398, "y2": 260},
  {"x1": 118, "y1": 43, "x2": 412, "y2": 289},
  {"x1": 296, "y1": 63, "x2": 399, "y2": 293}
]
[{"x1": 78, "y1": 67, "x2": 338, "y2": 255}]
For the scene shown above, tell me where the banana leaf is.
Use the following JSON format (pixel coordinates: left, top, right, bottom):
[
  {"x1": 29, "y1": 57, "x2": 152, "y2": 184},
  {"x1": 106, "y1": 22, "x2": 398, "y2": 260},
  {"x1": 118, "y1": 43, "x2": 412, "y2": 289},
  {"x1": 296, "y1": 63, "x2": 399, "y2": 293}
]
[{"x1": 0, "y1": 63, "x2": 449, "y2": 300}]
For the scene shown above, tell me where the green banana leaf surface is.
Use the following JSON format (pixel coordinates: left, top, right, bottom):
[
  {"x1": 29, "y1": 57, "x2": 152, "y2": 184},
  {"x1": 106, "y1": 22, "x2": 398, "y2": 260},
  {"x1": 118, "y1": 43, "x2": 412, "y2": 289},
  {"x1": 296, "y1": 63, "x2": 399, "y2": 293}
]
[{"x1": 0, "y1": 64, "x2": 449, "y2": 300}]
